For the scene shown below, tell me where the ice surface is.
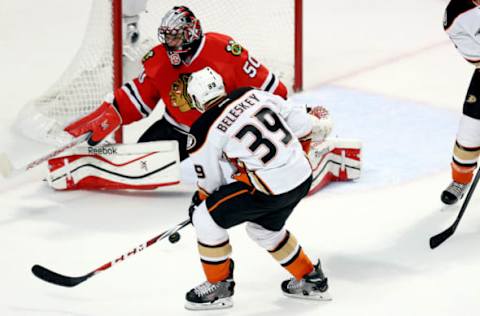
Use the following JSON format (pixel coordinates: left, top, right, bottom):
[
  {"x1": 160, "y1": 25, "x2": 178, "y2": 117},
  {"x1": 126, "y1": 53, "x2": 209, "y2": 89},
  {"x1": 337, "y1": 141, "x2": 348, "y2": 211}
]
[{"x1": 1, "y1": 0, "x2": 480, "y2": 315}]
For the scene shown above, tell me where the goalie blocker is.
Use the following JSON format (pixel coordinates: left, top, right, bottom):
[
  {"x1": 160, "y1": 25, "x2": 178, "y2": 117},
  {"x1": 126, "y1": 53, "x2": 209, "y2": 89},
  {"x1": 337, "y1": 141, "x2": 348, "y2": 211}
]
[
  {"x1": 45, "y1": 138, "x2": 360, "y2": 192},
  {"x1": 47, "y1": 141, "x2": 180, "y2": 190}
]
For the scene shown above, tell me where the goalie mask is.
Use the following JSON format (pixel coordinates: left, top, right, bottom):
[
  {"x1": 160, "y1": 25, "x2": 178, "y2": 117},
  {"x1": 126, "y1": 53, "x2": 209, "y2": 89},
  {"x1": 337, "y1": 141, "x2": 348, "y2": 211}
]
[
  {"x1": 187, "y1": 67, "x2": 226, "y2": 113},
  {"x1": 158, "y1": 6, "x2": 203, "y2": 65}
]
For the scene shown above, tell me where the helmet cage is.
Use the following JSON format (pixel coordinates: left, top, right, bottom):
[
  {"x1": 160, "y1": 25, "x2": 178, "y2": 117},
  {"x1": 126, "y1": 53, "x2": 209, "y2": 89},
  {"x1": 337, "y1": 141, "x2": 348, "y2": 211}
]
[{"x1": 158, "y1": 6, "x2": 202, "y2": 53}]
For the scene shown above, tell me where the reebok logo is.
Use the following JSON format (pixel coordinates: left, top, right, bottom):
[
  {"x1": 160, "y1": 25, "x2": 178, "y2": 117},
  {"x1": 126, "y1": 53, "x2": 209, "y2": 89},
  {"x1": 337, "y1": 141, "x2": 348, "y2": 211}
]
[{"x1": 88, "y1": 147, "x2": 118, "y2": 155}]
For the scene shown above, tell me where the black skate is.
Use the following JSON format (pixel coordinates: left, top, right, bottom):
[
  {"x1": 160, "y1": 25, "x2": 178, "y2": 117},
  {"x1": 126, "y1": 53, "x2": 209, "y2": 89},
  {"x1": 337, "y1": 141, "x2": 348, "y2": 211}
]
[
  {"x1": 281, "y1": 260, "x2": 331, "y2": 301},
  {"x1": 441, "y1": 181, "x2": 469, "y2": 205},
  {"x1": 185, "y1": 261, "x2": 235, "y2": 310}
]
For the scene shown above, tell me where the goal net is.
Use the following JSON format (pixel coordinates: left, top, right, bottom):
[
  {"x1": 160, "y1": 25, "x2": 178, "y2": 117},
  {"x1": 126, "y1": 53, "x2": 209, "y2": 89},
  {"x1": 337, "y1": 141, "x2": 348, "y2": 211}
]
[{"x1": 15, "y1": 0, "x2": 302, "y2": 144}]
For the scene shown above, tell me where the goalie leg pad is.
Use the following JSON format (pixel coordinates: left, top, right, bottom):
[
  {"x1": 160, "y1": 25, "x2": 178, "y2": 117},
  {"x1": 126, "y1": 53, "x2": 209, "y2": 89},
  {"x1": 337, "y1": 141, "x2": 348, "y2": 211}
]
[
  {"x1": 47, "y1": 141, "x2": 180, "y2": 190},
  {"x1": 307, "y1": 138, "x2": 362, "y2": 195}
]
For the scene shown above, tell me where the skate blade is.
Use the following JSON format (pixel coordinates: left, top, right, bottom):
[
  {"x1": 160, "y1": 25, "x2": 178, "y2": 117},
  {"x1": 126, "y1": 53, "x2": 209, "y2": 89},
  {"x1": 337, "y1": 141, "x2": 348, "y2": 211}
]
[
  {"x1": 184, "y1": 297, "x2": 233, "y2": 310},
  {"x1": 283, "y1": 290, "x2": 332, "y2": 301}
]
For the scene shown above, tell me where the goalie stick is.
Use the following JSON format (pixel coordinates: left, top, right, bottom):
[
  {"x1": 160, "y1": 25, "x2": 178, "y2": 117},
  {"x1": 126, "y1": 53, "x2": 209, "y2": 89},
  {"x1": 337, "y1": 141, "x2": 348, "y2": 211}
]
[
  {"x1": 0, "y1": 132, "x2": 91, "y2": 178},
  {"x1": 32, "y1": 219, "x2": 191, "y2": 287},
  {"x1": 430, "y1": 170, "x2": 480, "y2": 249}
]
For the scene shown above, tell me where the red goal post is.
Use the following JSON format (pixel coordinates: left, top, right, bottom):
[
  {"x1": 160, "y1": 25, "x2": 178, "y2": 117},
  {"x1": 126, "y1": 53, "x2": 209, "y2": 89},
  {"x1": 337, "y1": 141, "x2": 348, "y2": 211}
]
[{"x1": 15, "y1": 0, "x2": 303, "y2": 144}]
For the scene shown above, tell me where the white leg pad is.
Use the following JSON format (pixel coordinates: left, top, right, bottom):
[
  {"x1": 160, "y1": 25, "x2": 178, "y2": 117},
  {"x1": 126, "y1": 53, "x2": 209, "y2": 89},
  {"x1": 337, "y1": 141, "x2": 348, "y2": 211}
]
[
  {"x1": 46, "y1": 141, "x2": 180, "y2": 190},
  {"x1": 308, "y1": 137, "x2": 362, "y2": 195}
]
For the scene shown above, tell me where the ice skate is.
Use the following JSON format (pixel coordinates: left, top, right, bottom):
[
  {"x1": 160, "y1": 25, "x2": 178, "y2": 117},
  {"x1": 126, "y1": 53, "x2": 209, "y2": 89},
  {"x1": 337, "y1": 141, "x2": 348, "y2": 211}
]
[
  {"x1": 281, "y1": 260, "x2": 331, "y2": 301},
  {"x1": 184, "y1": 278, "x2": 235, "y2": 310},
  {"x1": 185, "y1": 260, "x2": 235, "y2": 310},
  {"x1": 441, "y1": 181, "x2": 469, "y2": 205}
]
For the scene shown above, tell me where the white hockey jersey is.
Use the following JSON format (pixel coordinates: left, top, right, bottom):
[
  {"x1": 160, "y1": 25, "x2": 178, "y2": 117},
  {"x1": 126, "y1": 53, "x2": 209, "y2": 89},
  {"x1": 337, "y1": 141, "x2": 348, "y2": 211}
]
[
  {"x1": 187, "y1": 87, "x2": 313, "y2": 195},
  {"x1": 444, "y1": 0, "x2": 480, "y2": 65}
]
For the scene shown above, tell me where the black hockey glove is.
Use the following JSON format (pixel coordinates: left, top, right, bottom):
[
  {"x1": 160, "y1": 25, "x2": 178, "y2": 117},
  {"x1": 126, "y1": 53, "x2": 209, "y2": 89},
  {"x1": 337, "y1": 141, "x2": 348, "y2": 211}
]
[{"x1": 188, "y1": 191, "x2": 203, "y2": 223}]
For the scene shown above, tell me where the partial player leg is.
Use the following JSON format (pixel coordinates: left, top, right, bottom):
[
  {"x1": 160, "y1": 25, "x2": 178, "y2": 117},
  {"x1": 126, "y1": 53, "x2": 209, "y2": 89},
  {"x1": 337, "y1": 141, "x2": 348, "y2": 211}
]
[
  {"x1": 280, "y1": 259, "x2": 330, "y2": 300},
  {"x1": 245, "y1": 223, "x2": 331, "y2": 301},
  {"x1": 243, "y1": 176, "x2": 330, "y2": 300},
  {"x1": 186, "y1": 202, "x2": 235, "y2": 310},
  {"x1": 442, "y1": 146, "x2": 474, "y2": 205},
  {"x1": 184, "y1": 260, "x2": 235, "y2": 311},
  {"x1": 442, "y1": 69, "x2": 480, "y2": 205}
]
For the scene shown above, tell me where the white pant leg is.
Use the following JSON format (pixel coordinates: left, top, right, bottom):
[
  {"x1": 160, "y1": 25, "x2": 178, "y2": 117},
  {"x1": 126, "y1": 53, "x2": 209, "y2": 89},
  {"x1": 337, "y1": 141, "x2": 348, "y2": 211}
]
[
  {"x1": 192, "y1": 202, "x2": 229, "y2": 245},
  {"x1": 245, "y1": 222, "x2": 287, "y2": 251},
  {"x1": 457, "y1": 115, "x2": 480, "y2": 148}
]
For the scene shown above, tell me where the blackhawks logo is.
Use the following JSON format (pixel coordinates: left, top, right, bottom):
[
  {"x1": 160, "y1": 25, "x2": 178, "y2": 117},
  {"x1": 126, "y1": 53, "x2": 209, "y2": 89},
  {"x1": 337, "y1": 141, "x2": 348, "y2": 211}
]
[
  {"x1": 169, "y1": 73, "x2": 194, "y2": 112},
  {"x1": 226, "y1": 40, "x2": 243, "y2": 56}
]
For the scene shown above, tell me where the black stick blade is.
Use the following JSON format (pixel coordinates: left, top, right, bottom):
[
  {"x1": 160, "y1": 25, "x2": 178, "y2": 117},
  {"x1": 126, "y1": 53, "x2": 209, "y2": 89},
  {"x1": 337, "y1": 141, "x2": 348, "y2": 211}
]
[
  {"x1": 429, "y1": 227, "x2": 455, "y2": 249},
  {"x1": 31, "y1": 265, "x2": 91, "y2": 287}
]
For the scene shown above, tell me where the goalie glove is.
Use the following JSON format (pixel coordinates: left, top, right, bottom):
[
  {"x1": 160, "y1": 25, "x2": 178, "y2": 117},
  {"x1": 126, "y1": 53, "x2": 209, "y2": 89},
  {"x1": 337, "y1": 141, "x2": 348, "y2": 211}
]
[
  {"x1": 308, "y1": 106, "x2": 333, "y2": 142},
  {"x1": 64, "y1": 100, "x2": 122, "y2": 146}
]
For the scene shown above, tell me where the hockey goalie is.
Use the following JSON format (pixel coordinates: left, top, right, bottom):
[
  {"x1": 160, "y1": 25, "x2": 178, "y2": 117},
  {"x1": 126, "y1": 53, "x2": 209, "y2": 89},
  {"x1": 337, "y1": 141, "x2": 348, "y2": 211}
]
[
  {"x1": 45, "y1": 98, "x2": 360, "y2": 193},
  {"x1": 44, "y1": 3, "x2": 361, "y2": 192}
]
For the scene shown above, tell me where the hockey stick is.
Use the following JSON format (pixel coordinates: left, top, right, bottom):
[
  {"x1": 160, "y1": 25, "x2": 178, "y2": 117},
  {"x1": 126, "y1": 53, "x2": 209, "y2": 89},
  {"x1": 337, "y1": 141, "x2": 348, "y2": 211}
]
[
  {"x1": 430, "y1": 170, "x2": 480, "y2": 249},
  {"x1": 0, "y1": 133, "x2": 91, "y2": 178},
  {"x1": 32, "y1": 219, "x2": 191, "y2": 287}
]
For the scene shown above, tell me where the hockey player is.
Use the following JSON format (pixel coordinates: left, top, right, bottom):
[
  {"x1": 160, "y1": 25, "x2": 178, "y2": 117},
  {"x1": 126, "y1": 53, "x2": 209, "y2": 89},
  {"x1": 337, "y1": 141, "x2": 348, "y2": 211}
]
[
  {"x1": 99, "y1": 5, "x2": 288, "y2": 157},
  {"x1": 441, "y1": 0, "x2": 480, "y2": 204},
  {"x1": 183, "y1": 67, "x2": 331, "y2": 310},
  {"x1": 54, "y1": 5, "x2": 349, "y2": 191}
]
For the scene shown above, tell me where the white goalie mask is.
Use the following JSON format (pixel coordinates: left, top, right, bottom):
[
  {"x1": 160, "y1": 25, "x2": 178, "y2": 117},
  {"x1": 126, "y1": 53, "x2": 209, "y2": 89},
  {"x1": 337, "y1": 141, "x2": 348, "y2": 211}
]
[
  {"x1": 187, "y1": 67, "x2": 226, "y2": 113},
  {"x1": 157, "y1": 6, "x2": 203, "y2": 65}
]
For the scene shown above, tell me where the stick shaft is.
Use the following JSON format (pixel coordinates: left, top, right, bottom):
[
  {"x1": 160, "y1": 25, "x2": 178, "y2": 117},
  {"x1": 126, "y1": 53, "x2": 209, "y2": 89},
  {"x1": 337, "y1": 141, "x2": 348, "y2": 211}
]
[
  {"x1": 93, "y1": 219, "x2": 190, "y2": 275},
  {"x1": 32, "y1": 219, "x2": 191, "y2": 287},
  {"x1": 430, "y1": 170, "x2": 480, "y2": 249},
  {"x1": 1, "y1": 133, "x2": 90, "y2": 178},
  {"x1": 23, "y1": 134, "x2": 91, "y2": 172}
]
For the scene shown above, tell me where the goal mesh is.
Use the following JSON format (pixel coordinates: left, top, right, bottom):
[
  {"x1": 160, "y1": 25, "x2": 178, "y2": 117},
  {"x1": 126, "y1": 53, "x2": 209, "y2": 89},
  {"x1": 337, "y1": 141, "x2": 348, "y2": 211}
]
[{"x1": 16, "y1": 0, "x2": 300, "y2": 144}]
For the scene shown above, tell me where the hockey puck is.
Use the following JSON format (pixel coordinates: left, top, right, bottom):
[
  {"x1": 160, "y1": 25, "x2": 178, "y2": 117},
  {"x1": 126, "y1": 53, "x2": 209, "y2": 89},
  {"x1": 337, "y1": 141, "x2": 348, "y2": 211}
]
[{"x1": 169, "y1": 232, "x2": 181, "y2": 244}]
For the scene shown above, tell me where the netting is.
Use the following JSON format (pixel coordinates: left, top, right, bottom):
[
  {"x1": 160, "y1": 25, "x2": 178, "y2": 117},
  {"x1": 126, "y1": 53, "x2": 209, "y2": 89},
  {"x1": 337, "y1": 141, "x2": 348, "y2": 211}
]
[{"x1": 15, "y1": 0, "x2": 297, "y2": 144}]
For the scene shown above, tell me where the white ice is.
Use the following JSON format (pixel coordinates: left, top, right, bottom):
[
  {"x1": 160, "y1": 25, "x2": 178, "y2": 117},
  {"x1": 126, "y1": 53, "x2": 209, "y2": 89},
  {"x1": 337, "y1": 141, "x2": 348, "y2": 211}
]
[{"x1": 1, "y1": 0, "x2": 480, "y2": 315}]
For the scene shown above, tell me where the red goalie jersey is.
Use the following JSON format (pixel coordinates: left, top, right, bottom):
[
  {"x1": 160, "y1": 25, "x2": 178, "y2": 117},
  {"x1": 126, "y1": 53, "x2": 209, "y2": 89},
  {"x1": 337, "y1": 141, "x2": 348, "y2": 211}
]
[{"x1": 114, "y1": 32, "x2": 288, "y2": 129}]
